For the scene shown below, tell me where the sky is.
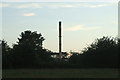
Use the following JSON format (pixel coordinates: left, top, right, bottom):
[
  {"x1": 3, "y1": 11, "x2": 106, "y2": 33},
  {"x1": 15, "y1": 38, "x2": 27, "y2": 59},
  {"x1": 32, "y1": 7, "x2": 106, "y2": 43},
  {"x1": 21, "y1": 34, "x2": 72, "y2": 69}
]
[
  {"x1": 1, "y1": 0, "x2": 119, "y2": 2},
  {"x1": 0, "y1": 2, "x2": 118, "y2": 52}
]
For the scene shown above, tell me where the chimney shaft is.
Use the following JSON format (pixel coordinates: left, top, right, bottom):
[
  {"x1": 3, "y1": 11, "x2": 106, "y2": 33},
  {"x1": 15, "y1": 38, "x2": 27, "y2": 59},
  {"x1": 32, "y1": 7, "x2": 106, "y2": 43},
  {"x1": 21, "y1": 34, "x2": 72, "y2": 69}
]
[{"x1": 59, "y1": 21, "x2": 62, "y2": 58}]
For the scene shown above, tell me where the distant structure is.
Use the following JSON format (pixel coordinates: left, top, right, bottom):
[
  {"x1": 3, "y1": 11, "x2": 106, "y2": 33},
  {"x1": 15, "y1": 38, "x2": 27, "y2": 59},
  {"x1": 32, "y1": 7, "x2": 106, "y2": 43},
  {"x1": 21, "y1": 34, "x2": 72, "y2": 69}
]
[
  {"x1": 50, "y1": 21, "x2": 69, "y2": 60},
  {"x1": 59, "y1": 21, "x2": 62, "y2": 59}
]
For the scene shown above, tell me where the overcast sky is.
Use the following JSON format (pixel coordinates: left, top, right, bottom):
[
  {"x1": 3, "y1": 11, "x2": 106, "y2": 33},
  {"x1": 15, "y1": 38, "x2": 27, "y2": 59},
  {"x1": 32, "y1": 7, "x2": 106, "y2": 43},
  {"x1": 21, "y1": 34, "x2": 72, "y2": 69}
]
[
  {"x1": 1, "y1": 0, "x2": 119, "y2": 2},
  {"x1": 1, "y1": 2, "x2": 118, "y2": 52}
]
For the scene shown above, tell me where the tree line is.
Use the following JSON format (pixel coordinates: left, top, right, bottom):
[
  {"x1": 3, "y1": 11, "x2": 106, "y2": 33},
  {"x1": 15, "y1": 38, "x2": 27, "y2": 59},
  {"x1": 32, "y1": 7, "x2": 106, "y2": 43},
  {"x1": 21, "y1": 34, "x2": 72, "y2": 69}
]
[{"x1": 0, "y1": 30, "x2": 119, "y2": 69}]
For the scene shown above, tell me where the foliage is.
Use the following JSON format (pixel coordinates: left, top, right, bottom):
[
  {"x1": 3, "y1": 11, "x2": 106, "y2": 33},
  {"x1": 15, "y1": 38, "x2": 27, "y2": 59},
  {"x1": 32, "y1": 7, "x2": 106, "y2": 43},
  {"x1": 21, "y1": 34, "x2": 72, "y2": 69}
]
[
  {"x1": 1, "y1": 40, "x2": 13, "y2": 68},
  {"x1": 69, "y1": 36, "x2": 119, "y2": 68},
  {"x1": 2, "y1": 40, "x2": 11, "y2": 55},
  {"x1": 2, "y1": 30, "x2": 119, "y2": 68},
  {"x1": 2, "y1": 30, "x2": 52, "y2": 68}
]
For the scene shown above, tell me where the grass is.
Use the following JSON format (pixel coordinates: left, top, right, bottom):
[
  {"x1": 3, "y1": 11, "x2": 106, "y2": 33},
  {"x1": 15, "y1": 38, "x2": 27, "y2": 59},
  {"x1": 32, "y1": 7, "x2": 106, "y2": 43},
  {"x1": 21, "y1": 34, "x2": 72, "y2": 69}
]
[{"x1": 2, "y1": 68, "x2": 119, "y2": 78}]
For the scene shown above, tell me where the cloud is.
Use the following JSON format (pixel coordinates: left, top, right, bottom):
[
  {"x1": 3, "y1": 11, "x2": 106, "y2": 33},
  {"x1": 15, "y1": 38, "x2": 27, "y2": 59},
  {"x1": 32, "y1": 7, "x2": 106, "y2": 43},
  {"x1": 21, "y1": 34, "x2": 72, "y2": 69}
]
[
  {"x1": 45, "y1": 3, "x2": 114, "y2": 8},
  {"x1": 49, "y1": 4, "x2": 77, "y2": 8},
  {"x1": 111, "y1": 21, "x2": 118, "y2": 25},
  {"x1": 82, "y1": 4, "x2": 113, "y2": 8},
  {"x1": 23, "y1": 13, "x2": 36, "y2": 16},
  {"x1": 16, "y1": 3, "x2": 42, "y2": 8},
  {"x1": 2, "y1": 0, "x2": 118, "y2": 3},
  {"x1": 15, "y1": 3, "x2": 76, "y2": 9},
  {"x1": 0, "y1": 3, "x2": 115, "y2": 9},
  {"x1": 64, "y1": 25, "x2": 99, "y2": 31},
  {"x1": 0, "y1": 3, "x2": 10, "y2": 8}
]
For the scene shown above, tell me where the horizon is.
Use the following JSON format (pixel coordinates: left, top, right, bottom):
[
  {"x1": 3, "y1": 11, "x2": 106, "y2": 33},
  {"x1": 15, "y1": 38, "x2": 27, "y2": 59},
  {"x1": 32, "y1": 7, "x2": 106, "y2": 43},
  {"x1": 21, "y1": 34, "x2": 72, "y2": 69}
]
[{"x1": 1, "y1": 2, "x2": 118, "y2": 52}]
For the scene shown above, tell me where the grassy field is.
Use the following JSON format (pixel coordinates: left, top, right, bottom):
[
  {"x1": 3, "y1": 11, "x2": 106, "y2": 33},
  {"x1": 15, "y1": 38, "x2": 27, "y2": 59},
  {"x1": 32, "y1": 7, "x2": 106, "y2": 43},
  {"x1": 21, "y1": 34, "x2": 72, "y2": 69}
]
[{"x1": 2, "y1": 69, "x2": 119, "y2": 78}]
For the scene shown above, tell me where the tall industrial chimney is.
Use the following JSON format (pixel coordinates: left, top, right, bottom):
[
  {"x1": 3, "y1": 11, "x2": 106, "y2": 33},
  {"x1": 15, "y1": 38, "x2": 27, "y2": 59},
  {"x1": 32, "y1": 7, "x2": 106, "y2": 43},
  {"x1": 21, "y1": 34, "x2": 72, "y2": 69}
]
[{"x1": 59, "y1": 21, "x2": 62, "y2": 59}]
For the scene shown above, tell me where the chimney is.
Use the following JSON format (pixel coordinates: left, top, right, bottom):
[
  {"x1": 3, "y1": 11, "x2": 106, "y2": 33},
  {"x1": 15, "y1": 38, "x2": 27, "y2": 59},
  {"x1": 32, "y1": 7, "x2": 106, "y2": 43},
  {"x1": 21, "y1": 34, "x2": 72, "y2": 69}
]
[{"x1": 59, "y1": 21, "x2": 62, "y2": 59}]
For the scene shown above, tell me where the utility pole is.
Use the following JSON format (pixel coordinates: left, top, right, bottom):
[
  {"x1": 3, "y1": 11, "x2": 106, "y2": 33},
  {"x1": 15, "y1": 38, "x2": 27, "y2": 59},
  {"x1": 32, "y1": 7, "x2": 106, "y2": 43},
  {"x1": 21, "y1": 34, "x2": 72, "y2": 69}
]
[{"x1": 59, "y1": 21, "x2": 62, "y2": 59}]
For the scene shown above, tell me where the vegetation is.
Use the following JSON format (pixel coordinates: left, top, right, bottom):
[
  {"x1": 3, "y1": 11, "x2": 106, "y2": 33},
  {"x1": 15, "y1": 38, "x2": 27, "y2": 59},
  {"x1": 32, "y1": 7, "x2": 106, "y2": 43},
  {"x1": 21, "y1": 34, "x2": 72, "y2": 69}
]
[
  {"x1": 3, "y1": 69, "x2": 119, "y2": 78},
  {"x1": 1, "y1": 30, "x2": 119, "y2": 69},
  {"x1": 69, "y1": 36, "x2": 119, "y2": 68},
  {"x1": 2, "y1": 30, "x2": 53, "y2": 69}
]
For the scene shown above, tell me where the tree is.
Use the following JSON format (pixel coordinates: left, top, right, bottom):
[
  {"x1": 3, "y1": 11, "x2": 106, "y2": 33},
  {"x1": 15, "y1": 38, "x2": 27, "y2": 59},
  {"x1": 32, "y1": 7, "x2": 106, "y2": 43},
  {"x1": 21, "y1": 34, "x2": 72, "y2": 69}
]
[
  {"x1": 117, "y1": 37, "x2": 119, "y2": 43},
  {"x1": 12, "y1": 30, "x2": 46, "y2": 68},
  {"x1": 2, "y1": 40, "x2": 11, "y2": 55},
  {"x1": 1, "y1": 40, "x2": 13, "y2": 68},
  {"x1": 83, "y1": 36, "x2": 118, "y2": 68},
  {"x1": 69, "y1": 36, "x2": 118, "y2": 68},
  {"x1": 116, "y1": 37, "x2": 120, "y2": 68}
]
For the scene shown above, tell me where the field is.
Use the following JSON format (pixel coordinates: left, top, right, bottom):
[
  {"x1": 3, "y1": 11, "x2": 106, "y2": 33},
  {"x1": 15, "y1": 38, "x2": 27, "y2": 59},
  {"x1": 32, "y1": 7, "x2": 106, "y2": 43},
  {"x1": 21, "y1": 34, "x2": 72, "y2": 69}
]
[{"x1": 2, "y1": 69, "x2": 119, "y2": 78}]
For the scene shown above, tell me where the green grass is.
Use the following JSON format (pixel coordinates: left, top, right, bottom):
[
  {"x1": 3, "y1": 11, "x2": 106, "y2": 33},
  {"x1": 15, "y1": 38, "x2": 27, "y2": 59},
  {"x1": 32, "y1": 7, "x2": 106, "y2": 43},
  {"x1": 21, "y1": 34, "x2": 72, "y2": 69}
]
[{"x1": 2, "y1": 69, "x2": 119, "y2": 78}]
